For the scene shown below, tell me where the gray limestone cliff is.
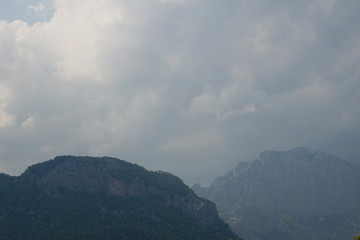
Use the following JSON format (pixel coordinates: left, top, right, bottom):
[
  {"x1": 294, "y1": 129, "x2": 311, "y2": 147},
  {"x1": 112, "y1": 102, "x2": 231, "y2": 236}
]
[{"x1": 193, "y1": 147, "x2": 360, "y2": 240}]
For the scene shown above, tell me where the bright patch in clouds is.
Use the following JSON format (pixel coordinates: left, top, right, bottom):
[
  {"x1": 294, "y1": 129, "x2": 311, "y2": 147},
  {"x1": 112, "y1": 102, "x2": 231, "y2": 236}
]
[
  {"x1": 0, "y1": 0, "x2": 360, "y2": 185},
  {"x1": 27, "y1": 3, "x2": 45, "y2": 14},
  {"x1": 0, "y1": 103, "x2": 15, "y2": 128},
  {"x1": 161, "y1": 127, "x2": 224, "y2": 151}
]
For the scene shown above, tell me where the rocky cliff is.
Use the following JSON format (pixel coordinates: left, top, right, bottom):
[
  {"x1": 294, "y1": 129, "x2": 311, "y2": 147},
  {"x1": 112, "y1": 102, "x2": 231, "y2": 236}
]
[
  {"x1": 0, "y1": 156, "x2": 240, "y2": 240},
  {"x1": 193, "y1": 147, "x2": 360, "y2": 240}
]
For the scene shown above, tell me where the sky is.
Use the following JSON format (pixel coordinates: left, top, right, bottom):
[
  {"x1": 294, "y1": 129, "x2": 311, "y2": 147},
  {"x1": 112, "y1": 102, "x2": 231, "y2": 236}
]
[{"x1": 0, "y1": 0, "x2": 359, "y2": 185}]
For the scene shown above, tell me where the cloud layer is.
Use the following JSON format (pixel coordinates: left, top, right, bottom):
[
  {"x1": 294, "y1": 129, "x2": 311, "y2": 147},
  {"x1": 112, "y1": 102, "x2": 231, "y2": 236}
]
[{"x1": 0, "y1": 0, "x2": 360, "y2": 184}]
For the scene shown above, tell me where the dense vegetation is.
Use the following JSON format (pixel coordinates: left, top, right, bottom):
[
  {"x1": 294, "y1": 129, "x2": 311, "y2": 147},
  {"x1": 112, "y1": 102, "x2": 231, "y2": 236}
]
[
  {"x1": 0, "y1": 191, "x2": 228, "y2": 239},
  {"x1": 0, "y1": 156, "x2": 240, "y2": 240}
]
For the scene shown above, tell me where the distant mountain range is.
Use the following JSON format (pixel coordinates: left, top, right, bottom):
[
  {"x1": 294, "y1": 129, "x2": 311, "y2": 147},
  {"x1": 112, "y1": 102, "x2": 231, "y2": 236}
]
[
  {"x1": 193, "y1": 147, "x2": 360, "y2": 240},
  {"x1": 0, "y1": 156, "x2": 240, "y2": 240}
]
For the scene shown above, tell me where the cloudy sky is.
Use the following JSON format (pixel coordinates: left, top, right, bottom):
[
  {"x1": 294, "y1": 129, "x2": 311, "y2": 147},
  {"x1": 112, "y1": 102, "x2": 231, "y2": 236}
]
[{"x1": 0, "y1": 0, "x2": 359, "y2": 185}]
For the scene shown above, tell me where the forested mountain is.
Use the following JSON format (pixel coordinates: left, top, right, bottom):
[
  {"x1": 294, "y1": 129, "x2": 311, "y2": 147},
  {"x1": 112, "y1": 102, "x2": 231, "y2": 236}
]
[
  {"x1": 0, "y1": 156, "x2": 240, "y2": 240},
  {"x1": 193, "y1": 147, "x2": 360, "y2": 240}
]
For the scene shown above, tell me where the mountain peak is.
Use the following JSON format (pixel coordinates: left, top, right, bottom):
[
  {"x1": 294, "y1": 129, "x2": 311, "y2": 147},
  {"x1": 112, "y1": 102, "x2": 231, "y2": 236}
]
[
  {"x1": 2, "y1": 156, "x2": 240, "y2": 239},
  {"x1": 259, "y1": 147, "x2": 311, "y2": 161},
  {"x1": 193, "y1": 147, "x2": 360, "y2": 240},
  {"x1": 20, "y1": 156, "x2": 192, "y2": 198}
]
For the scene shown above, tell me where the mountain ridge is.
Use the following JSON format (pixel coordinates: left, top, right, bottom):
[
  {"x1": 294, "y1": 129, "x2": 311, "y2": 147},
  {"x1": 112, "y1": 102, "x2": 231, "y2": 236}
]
[
  {"x1": 193, "y1": 147, "x2": 360, "y2": 240},
  {"x1": 0, "y1": 155, "x2": 240, "y2": 240}
]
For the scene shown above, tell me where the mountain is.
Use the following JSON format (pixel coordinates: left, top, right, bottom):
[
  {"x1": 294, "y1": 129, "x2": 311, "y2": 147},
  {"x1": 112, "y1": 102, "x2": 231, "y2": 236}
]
[
  {"x1": 0, "y1": 156, "x2": 240, "y2": 240},
  {"x1": 193, "y1": 147, "x2": 360, "y2": 240}
]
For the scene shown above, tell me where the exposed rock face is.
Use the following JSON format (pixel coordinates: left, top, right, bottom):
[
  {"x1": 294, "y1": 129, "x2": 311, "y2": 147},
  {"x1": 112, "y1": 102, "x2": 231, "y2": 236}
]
[
  {"x1": 0, "y1": 156, "x2": 240, "y2": 240},
  {"x1": 193, "y1": 147, "x2": 360, "y2": 240},
  {"x1": 21, "y1": 156, "x2": 158, "y2": 197}
]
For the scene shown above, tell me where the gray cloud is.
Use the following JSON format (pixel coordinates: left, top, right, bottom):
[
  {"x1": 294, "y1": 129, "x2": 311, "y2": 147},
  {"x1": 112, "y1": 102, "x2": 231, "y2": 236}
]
[{"x1": 0, "y1": 0, "x2": 359, "y2": 185}]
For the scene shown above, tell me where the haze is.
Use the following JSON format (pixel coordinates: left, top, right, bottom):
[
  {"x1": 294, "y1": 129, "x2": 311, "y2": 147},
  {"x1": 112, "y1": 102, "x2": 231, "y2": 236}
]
[{"x1": 0, "y1": 0, "x2": 359, "y2": 185}]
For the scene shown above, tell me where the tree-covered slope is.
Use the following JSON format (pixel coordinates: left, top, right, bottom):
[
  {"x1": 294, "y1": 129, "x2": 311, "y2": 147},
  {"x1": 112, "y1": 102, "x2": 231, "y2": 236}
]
[{"x1": 0, "y1": 156, "x2": 240, "y2": 240}]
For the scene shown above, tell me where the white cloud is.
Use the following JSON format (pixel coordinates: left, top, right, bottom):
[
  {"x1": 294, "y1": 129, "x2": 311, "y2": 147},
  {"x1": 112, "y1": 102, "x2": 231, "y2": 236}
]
[
  {"x1": 126, "y1": 90, "x2": 160, "y2": 119},
  {"x1": 0, "y1": 83, "x2": 15, "y2": 129},
  {"x1": 0, "y1": 103, "x2": 15, "y2": 128},
  {"x1": 0, "y1": 83, "x2": 12, "y2": 101},
  {"x1": 20, "y1": 114, "x2": 36, "y2": 129},
  {"x1": 27, "y1": 3, "x2": 45, "y2": 14},
  {"x1": 187, "y1": 81, "x2": 257, "y2": 121},
  {"x1": 310, "y1": 0, "x2": 336, "y2": 15},
  {"x1": 158, "y1": 0, "x2": 186, "y2": 3},
  {"x1": 0, "y1": 0, "x2": 360, "y2": 185},
  {"x1": 160, "y1": 127, "x2": 224, "y2": 152},
  {"x1": 49, "y1": 0, "x2": 125, "y2": 81},
  {"x1": 216, "y1": 104, "x2": 256, "y2": 122}
]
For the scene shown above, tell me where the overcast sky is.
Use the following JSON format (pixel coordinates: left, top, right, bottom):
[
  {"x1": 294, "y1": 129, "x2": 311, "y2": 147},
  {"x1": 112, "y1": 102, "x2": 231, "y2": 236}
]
[{"x1": 0, "y1": 0, "x2": 359, "y2": 185}]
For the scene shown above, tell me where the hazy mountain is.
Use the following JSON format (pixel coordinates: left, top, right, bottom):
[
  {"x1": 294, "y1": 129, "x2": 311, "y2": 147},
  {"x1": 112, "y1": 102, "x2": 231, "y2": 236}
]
[
  {"x1": 0, "y1": 156, "x2": 240, "y2": 240},
  {"x1": 193, "y1": 147, "x2": 360, "y2": 240}
]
